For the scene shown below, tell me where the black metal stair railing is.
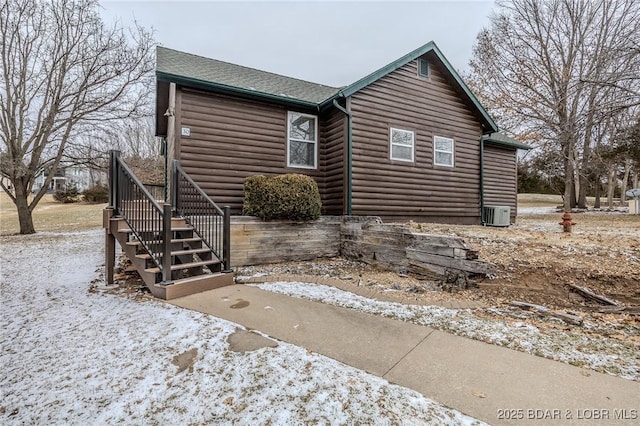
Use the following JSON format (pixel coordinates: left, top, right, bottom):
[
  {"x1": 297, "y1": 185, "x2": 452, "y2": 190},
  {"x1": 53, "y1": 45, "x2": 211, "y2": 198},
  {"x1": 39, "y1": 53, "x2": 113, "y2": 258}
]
[
  {"x1": 172, "y1": 160, "x2": 231, "y2": 272},
  {"x1": 109, "y1": 150, "x2": 172, "y2": 283}
]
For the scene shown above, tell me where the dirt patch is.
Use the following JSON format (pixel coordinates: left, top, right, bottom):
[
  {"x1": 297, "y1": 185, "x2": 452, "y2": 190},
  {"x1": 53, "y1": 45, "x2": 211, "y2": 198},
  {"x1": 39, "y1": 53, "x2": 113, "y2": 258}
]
[
  {"x1": 171, "y1": 348, "x2": 198, "y2": 374},
  {"x1": 408, "y1": 211, "x2": 640, "y2": 312},
  {"x1": 88, "y1": 257, "x2": 154, "y2": 301}
]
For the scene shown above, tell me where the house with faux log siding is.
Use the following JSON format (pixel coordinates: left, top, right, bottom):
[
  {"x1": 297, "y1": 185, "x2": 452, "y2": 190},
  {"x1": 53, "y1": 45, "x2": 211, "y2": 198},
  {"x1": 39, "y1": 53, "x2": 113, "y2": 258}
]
[{"x1": 155, "y1": 41, "x2": 530, "y2": 225}]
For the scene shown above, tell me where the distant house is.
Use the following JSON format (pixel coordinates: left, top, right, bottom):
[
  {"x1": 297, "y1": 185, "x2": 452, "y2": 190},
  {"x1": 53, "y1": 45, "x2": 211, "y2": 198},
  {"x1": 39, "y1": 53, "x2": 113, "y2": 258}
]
[
  {"x1": 33, "y1": 164, "x2": 106, "y2": 193},
  {"x1": 155, "y1": 41, "x2": 530, "y2": 224},
  {"x1": 33, "y1": 166, "x2": 67, "y2": 193}
]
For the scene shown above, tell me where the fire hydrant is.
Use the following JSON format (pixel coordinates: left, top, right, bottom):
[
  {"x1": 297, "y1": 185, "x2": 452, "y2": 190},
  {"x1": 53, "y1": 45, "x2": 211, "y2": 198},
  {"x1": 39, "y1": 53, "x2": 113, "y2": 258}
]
[{"x1": 559, "y1": 212, "x2": 576, "y2": 233}]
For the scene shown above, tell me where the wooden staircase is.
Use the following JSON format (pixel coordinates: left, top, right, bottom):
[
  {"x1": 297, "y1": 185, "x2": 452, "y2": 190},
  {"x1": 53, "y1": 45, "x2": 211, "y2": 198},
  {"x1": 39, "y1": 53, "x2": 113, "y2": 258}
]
[
  {"x1": 105, "y1": 209, "x2": 233, "y2": 300},
  {"x1": 104, "y1": 151, "x2": 234, "y2": 300}
]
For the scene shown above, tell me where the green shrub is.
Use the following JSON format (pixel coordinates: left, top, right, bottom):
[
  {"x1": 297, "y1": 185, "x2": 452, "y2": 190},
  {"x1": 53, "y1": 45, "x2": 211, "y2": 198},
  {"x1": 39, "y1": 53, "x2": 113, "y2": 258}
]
[
  {"x1": 243, "y1": 174, "x2": 321, "y2": 221},
  {"x1": 82, "y1": 184, "x2": 109, "y2": 203},
  {"x1": 53, "y1": 184, "x2": 80, "y2": 203}
]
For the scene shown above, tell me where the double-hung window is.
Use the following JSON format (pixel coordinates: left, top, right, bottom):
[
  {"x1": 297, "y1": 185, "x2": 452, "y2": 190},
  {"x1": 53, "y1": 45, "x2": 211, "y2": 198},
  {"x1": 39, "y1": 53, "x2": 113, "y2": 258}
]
[
  {"x1": 287, "y1": 111, "x2": 317, "y2": 169},
  {"x1": 433, "y1": 136, "x2": 454, "y2": 167},
  {"x1": 390, "y1": 128, "x2": 414, "y2": 162}
]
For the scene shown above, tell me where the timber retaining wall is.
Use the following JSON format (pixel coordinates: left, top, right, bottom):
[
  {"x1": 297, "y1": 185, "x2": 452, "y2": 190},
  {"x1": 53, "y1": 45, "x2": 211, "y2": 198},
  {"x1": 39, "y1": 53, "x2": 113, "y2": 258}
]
[{"x1": 230, "y1": 216, "x2": 493, "y2": 279}]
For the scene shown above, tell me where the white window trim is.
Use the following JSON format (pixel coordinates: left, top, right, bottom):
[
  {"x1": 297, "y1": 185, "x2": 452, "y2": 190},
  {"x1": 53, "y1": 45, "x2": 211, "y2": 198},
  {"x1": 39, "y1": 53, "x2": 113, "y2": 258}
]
[
  {"x1": 418, "y1": 58, "x2": 430, "y2": 78},
  {"x1": 389, "y1": 127, "x2": 415, "y2": 162},
  {"x1": 287, "y1": 111, "x2": 318, "y2": 169},
  {"x1": 433, "y1": 135, "x2": 455, "y2": 167}
]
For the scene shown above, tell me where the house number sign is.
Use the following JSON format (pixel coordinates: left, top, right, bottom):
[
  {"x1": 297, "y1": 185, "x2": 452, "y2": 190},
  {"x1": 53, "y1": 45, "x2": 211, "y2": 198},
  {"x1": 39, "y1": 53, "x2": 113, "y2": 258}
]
[{"x1": 181, "y1": 127, "x2": 191, "y2": 137}]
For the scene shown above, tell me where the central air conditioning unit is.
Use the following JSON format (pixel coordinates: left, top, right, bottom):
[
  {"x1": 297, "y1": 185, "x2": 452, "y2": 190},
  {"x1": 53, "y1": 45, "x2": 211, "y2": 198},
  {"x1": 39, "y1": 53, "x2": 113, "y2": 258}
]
[{"x1": 483, "y1": 206, "x2": 511, "y2": 227}]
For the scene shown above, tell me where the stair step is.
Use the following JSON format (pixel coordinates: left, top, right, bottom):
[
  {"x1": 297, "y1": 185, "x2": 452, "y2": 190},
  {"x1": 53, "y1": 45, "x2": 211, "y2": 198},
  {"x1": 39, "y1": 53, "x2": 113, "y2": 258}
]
[
  {"x1": 135, "y1": 247, "x2": 212, "y2": 260},
  {"x1": 144, "y1": 259, "x2": 221, "y2": 274},
  {"x1": 126, "y1": 236, "x2": 203, "y2": 247},
  {"x1": 118, "y1": 226, "x2": 193, "y2": 234},
  {"x1": 152, "y1": 272, "x2": 235, "y2": 300}
]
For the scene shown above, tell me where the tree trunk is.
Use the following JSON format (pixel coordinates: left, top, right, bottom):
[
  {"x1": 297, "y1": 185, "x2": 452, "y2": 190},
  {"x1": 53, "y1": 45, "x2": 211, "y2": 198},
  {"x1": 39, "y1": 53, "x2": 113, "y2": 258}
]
[
  {"x1": 594, "y1": 174, "x2": 601, "y2": 208},
  {"x1": 14, "y1": 179, "x2": 36, "y2": 234},
  {"x1": 573, "y1": 153, "x2": 580, "y2": 208},
  {"x1": 633, "y1": 168, "x2": 639, "y2": 188},
  {"x1": 607, "y1": 165, "x2": 616, "y2": 209},
  {"x1": 620, "y1": 159, "x2": 631, "y2": 203},
  {"x1": 563, "y1": 155, "x2": 573, "y2": 211}
]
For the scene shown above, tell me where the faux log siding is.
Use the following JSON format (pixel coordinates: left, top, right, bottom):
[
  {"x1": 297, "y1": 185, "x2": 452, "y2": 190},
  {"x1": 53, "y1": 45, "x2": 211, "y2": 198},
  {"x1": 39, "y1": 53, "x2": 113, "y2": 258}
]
[
  {"x1": 320, "y1": 108, "x2": 345, "y2": 214},
  {"x1": 177, "y1": 89, "x2": 336, "y2": 213},
  {"x1": 483, "y1": 144, "x2": 518, "y2": 221},
  {"x1": 349, "y1": 56, "x2": 483, "y2": 223}
]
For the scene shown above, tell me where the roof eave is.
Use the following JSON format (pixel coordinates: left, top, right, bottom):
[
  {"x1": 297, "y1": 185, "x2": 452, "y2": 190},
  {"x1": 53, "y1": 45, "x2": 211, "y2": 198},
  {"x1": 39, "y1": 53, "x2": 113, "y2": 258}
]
[
  {"x1": 482, "y1": 134, "x2": 533, "y2": 150},
  {"x1": 156, "y1": 71, "x2": 321, "y2": 110}
]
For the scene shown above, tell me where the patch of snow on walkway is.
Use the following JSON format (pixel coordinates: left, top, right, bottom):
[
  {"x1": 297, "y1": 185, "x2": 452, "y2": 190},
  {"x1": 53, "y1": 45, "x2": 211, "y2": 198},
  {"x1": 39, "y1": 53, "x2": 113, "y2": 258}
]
[
  {"x1": 252, "y1": 282, "x2": 639, "y2": 381},
  {"x1": 0, "y1": 229, "x2": 483, "y2": 425}
]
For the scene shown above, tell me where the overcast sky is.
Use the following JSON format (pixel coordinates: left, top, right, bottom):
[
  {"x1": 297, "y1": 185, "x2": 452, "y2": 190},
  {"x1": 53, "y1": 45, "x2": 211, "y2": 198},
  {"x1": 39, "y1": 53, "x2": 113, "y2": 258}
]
[{"x1": 100, "y1": 0, "x2": 495, "y2": 87}]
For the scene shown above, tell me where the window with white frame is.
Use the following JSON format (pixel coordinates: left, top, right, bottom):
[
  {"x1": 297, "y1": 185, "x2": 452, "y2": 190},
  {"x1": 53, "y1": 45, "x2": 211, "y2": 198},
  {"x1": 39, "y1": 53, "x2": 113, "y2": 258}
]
[
  {"x1": 418, "y1": 58, "x2": 430, "y2": 78},
  {"x1": 390, "y1": 128, "x2": 414, "y2": 162},
  {"x1": 433, "y1": 136, "x2": 454, "y2": 167},
  {"x1": 287, "y1": 111, "x2": 317, "y2": 169}
]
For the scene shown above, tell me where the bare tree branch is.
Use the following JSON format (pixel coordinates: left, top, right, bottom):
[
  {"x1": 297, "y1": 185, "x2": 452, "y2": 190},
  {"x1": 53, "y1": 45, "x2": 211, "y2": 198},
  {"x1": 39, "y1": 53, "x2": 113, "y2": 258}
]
[{"x1": 0, "y1": 0, "x2": 155, "y2": 233}]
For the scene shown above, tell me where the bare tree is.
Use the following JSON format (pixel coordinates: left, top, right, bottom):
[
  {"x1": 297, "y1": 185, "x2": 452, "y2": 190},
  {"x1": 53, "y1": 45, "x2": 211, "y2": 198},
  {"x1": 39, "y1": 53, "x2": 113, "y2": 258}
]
[
  {"x1": 65, "y1": 115, "x2": 162, "y2": 171},
  {"x1": 468, "y1": 0, "x2": 640, "y2": 211},
  {"x1": 0, "y1": 0, "x2": 154, "y2": 233}
]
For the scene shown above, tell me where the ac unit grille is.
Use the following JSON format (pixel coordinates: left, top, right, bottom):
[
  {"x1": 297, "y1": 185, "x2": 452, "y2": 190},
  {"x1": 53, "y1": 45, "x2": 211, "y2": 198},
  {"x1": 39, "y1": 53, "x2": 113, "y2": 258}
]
[{"x1": 484, "y1": 206, "x2": 511, "y2": 227}]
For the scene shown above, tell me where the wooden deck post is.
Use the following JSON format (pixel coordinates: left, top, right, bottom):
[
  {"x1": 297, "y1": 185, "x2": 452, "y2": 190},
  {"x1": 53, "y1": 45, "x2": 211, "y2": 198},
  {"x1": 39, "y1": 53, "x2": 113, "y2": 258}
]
[
  {"x1": 222, "y1": 206, "x2": 232, "y2": 272},
  {"x1": 161, "y1": 203, "x2": 173, "y2": 284},
  {"x1": 103, "y1": 208, "x2": 116, "y2": 285}
]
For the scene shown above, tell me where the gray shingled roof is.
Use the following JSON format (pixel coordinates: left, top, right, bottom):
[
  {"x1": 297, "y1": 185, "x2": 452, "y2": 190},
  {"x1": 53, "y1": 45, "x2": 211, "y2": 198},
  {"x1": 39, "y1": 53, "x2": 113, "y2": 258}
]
[
  {"x1": 157, "y1": 46, "x2": 341, "y2": 105},
  {"x1": 482, "y1": 133, "x2": 532, "y2": 150}
]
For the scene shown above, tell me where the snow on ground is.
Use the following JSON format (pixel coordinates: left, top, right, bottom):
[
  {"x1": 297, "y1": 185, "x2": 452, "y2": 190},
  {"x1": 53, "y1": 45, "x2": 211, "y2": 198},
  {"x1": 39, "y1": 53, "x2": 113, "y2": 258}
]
[
  {"x1": 0, "y1": 229, "x2": 483, "y2": 425},
  {"x1": 517, "y1": 206, "x2": 558, "y2": 215},
  {"x1": 252, "y1": 282, "x2": 640, "y2": 381}
]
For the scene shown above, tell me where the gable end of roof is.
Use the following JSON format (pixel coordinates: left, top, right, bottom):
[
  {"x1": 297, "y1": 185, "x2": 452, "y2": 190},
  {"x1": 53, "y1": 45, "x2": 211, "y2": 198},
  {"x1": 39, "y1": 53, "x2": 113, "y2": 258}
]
[{"x1": 338, "y1": 41, "x2": 498, "y2": 133}]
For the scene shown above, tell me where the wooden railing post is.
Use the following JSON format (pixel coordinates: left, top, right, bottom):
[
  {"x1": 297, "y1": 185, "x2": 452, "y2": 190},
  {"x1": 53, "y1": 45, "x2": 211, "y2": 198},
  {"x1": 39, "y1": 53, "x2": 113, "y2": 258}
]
[
  {"x1": 222, "y1": 205, "x2": 232, "y2": 272},
  {"x1": 171, "y1": 159, "x2": 179, "y2": 211},
  {"x1": 109, "y1": 150, "x2": 121, "y2": 211},
  {"x1": 161, "y1": 203, "x2": 173, "y2": 284}
]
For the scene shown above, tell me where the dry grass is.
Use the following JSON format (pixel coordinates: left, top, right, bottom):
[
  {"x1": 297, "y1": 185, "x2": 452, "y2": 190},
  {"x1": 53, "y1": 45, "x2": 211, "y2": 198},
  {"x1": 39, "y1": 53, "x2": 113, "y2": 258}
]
[
  {"x1": 517, "y1": 193, "x2": 601, "y2": 207},
  {"x1": 0, "y1": 192, "x2": 107, "y2": 235}
]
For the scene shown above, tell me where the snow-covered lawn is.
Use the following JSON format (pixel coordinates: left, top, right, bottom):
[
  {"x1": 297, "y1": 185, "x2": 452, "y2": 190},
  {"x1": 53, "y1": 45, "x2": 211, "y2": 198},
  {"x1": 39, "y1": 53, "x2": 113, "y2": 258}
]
[
  {"x1": 252, "y1": 282, "x2": 640, "y2": 381},
  {"x1": 0, "y1": 229, "x2": 483, "y2": 425}
]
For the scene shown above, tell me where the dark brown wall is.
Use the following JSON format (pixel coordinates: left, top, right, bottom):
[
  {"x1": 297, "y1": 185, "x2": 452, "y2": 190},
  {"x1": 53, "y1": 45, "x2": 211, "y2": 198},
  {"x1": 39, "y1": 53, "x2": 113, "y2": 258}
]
[
  {"x1": 348, "y1": 53, "x2": 484, "y2": 223},
  {"x1": 320, "y1": 108, "x2": 346, "y2": 214},
  {"x1": 483, "y1": 143, "x2": 518, "y2": 221},
  {"x1": 175, "y1": 88, "x2": 344, "y2": 214}
]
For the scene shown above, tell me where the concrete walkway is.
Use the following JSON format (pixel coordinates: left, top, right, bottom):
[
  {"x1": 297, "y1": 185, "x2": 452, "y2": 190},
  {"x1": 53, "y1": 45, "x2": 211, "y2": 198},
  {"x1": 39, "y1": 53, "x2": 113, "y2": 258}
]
[{"x1": 171, "y1": 284, "x2": 639, "y2": 425}]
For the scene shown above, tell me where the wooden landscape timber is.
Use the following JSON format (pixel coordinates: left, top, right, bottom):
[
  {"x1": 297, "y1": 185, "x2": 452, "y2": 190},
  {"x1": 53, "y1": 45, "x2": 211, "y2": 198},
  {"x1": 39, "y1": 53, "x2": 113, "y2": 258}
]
[
  {"x1": 230, "y1": 215, "x2": 495, "y2": 286},
  {"x1": 340, "y1": 217, "x2": 494, "y2": 285},
  {"x1": 510, "y1": 301, "x2": 584, "y2": 326},
  {"x1": 567, "y1": 283, "x2": 620, "y2": 306}
]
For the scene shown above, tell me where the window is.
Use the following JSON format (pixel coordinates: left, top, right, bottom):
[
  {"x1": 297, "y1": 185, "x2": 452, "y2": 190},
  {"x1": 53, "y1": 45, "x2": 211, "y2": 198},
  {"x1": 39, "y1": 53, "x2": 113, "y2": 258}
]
[
  {"x1": 418, "y1": 58, "x2": 430, "y2": 78},
  {"x1": 287, "y1": 111, "x2": 317, "y2": 169},
  {"x1": 390, "y1": 128, "x2": 414, "y2": 162},
  {"x1": 433, "y1": 136, "x2": 454, "y2": 167}
]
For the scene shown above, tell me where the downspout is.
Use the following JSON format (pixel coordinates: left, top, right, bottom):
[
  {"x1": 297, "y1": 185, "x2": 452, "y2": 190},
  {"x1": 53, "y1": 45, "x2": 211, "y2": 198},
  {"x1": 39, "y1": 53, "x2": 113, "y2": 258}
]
[
  {"x1": 480, "y1": 137, "x2": 485, "y2": 225},
  {"x1": 332, "y1": 98, "x2": 352, "y2": 215},
  {"x1": 162, "y1": 137, "x2": 168, "y2": 202}
]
